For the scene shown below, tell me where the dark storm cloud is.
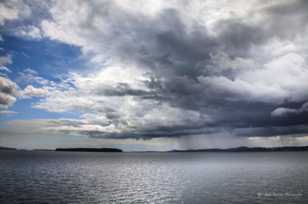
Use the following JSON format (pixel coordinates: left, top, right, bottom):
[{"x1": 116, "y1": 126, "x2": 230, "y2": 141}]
[
  {"x1": 271, "y1": 102, "x2": 308, "y2": 126},
  {"x1": 233, "y1": 125, "x2": 308, "y2": 138},
  {"x1": 94, "y1": 82, "x2": 155, "y2": 97},
  {"x1": 50, "y1": 0, "x2": 308, "y2": 139},
  {"x1": 11, "y1": 0, "x2": 308, "y2": 140},
  {"x1": 106, "y1": 1, "x2": 308, "y2": 138},
  {"x1": 54, "y1": 121, "x2": 217, "y2": 140}
]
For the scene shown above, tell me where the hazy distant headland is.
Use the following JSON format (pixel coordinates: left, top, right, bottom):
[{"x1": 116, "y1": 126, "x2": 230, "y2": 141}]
[{"x1": 170, "y1": 146, "x2": 308, "y2": 152}]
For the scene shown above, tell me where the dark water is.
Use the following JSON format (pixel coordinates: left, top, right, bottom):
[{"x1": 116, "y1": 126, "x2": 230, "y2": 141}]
[{"x1": 0, "y1": 150, "x2": 308, "y2": 204}]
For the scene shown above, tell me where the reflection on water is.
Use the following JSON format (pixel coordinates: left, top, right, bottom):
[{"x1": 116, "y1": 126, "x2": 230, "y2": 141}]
[{"x1": 0, "y1": 150, "x2": 307, "y2": 204}]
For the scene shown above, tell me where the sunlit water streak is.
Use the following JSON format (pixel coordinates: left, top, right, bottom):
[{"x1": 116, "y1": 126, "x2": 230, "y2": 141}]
[{"x1": 0, "y1": 150, "x2": 307, "y2": 204}]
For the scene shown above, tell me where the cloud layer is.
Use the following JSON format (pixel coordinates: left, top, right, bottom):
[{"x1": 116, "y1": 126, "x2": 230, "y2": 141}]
[
  {"x1": 0, "y1": 54, "x2": 17, "y2": 112},
  {"x1": 1, "y1": 0, "x2": 308, "y2": 143}
]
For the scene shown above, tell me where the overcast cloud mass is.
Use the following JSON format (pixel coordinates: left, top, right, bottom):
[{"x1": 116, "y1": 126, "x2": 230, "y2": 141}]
[{"x1": 0, "y1": 0, "x2": 308, "y2": 150}]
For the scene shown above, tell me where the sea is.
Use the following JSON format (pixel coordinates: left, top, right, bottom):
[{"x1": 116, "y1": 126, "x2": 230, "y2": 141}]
[{"x1": 0, "y1": 150, "x2": 307, "y2": 204}]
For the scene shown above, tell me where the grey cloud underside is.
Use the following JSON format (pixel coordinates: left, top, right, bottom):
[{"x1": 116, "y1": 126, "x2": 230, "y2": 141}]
[
  {"x1": 0, "y1": 54, "x2": 17, "y2": 110},
  {"x1": 0, "y1": 76, "x2": 17, "y2": 109},
  {"x1": 96, "y1": 2, "x2": 307, "y2": 137},
  {"x1": 19, "y1": 0, "x2": 308, "y2": 139}
]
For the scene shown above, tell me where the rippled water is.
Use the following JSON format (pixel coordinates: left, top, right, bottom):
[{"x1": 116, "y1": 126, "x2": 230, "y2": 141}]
[{"x1": 0, "y1": 150, "x2": 308, "y2": 204}]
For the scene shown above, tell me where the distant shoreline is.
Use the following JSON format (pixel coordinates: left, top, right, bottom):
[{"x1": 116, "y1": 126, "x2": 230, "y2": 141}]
[
  {"x1": 169, "y1": 146, "x2": 308, "y2": 153},
  {"x1": 0, "y1": 147, "x2": 16, "y2": 151},
  {"x1": 55, "y1": 148, "x2": 123, "y2": 152},
  {"x1": 1, "y1": 146, "x2": 308, "y2": 153}
]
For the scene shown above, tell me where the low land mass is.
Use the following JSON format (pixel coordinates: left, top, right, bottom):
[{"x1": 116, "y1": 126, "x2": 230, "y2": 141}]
[
  {"x1": 0, "y1": 146, "x2": 16, "y2": 151},
  {"x1": 55, "y1": 148, "x2": 123, "y2": 152},
  {"x1": 170, "y1": 146, "x2": 308, "y2": 152},
  {"x1": 1, "y1": 146, "x2": 308, "y2": 153}
]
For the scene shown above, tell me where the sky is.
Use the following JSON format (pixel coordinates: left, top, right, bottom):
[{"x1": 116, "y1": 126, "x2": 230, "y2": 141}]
[{"x1": 0, "y1": 0, "x2": 308, "y2": 151}]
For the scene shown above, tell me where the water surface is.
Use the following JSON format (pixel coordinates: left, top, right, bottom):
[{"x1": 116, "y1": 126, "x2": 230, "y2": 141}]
[{"x1": 0, "y1": 150, "x2": 307, "y2": 203}]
